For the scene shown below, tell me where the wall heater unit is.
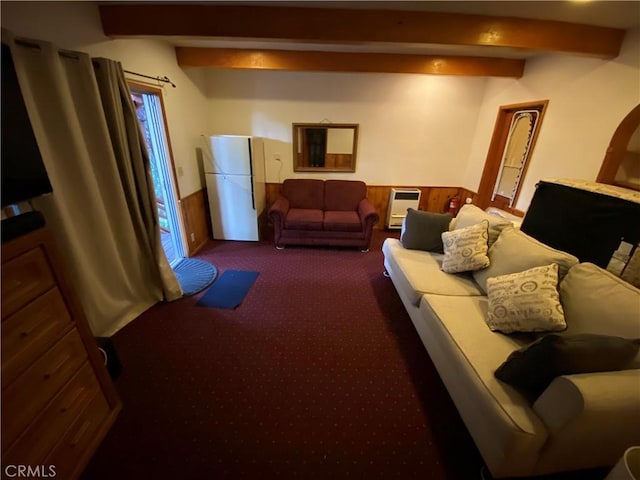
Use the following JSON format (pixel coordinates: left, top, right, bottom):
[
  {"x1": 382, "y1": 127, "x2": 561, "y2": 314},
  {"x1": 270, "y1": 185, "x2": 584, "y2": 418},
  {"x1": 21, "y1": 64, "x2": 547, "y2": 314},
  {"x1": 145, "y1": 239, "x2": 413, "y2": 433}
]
[{"x1": 386, "y1": 188, "x2": 421, "y2": 229}]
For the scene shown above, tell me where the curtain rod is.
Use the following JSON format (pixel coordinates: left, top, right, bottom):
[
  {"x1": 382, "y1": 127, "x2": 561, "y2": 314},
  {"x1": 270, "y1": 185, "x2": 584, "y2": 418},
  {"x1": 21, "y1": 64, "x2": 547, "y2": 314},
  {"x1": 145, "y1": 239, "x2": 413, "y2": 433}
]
[{"x1": 124, "y1": 70, "x2": 176, "y2": 88}]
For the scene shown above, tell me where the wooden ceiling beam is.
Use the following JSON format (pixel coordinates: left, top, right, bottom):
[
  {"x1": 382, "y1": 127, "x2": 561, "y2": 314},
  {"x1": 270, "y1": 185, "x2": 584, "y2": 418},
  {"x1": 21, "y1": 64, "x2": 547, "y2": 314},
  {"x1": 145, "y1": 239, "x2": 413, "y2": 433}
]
[
  {"x1": 176, "y1": 47, "x2": 525, "y2": 77},
  {"x1": 99, "y1": 4, "x2": 626, "y2": 59}
]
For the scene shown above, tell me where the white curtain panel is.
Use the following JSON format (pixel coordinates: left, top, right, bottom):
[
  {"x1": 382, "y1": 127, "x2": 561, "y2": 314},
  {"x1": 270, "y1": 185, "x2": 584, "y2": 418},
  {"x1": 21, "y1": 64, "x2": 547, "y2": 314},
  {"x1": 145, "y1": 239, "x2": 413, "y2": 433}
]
[{"x1": 5, "y1": 31, "x2": 182, "y2": 336}]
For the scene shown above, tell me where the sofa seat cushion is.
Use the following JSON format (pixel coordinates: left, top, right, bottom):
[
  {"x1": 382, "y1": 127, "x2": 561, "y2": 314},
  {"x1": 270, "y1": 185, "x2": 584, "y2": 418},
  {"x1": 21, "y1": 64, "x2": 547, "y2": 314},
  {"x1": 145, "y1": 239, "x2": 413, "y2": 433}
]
[
  {"x1": 382, "y1": 238, "x2": 484, "y2": 305},
  {"x1": 419, "y1": 293, "x2": 546, "y2": 436},
  {"x1": 324, "y1": 210, "x2": 362, "y2": 232},
  {"x1": 285, "y1": 208, "x2": 324, "y2": 230}
]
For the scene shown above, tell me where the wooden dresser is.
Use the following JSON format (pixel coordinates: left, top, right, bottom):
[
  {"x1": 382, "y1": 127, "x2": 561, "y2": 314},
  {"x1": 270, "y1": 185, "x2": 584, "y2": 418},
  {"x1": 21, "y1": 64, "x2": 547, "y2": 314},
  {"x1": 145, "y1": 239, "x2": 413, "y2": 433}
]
[{"x1": 1, "y1": 227, "x2": 121, "y2": 479}]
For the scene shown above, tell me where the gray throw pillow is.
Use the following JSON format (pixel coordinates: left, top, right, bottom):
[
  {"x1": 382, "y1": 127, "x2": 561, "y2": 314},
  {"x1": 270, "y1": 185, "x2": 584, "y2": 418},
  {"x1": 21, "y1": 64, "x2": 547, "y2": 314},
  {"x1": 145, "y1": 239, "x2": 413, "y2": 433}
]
[
  {"x1": 400, "y1": 209, "x2": 452, "y2": 253},
  {"x1": 495, "y1": 334, "x2": 640, "y2": 400}
]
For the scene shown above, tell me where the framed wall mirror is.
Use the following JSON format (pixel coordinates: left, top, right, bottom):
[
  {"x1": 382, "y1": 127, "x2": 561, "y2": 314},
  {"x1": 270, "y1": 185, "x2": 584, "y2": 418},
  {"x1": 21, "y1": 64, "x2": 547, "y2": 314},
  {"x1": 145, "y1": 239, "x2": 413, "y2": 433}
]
[{"x1": 293, "y1": 123, "x2": 359, "y2": 172}]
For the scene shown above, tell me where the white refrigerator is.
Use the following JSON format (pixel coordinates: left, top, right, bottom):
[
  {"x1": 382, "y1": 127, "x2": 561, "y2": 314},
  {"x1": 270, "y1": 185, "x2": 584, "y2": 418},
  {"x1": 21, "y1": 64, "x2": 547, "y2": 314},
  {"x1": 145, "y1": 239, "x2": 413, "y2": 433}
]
[{"x1": 204, "y1": 135, "x2": 266, "y2": 241}]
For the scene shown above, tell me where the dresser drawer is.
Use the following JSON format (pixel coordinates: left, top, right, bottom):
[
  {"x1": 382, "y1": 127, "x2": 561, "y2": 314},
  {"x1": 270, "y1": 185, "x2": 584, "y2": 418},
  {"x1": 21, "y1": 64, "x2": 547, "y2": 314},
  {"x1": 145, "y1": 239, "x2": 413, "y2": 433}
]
[
  {"x1": 44, "y1": 381, "x2": 111, "y2": 480},
  {"x1": 1, "y1": 247, "x2": 55, "y2": 319},
  {"x1": 2, "y1": 362, "x2": 106, "y2": 470},
  {"x1": 2, "y1": 288, "x2": 73, "y2": 389},
  {"x1": 2, "y1": 329, "x2": 87, "y2": 449}
]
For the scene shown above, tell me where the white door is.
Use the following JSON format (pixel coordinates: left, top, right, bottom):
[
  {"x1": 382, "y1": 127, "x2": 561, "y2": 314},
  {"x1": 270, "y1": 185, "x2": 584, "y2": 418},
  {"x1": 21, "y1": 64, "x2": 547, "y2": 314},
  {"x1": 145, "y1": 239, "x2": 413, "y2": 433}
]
[
  {"x1": 209, "y1": 136, "x2": 252, "y2": 175},
  {"x1": 206, "y1": 173, "x2": 258, "y2": 241}
]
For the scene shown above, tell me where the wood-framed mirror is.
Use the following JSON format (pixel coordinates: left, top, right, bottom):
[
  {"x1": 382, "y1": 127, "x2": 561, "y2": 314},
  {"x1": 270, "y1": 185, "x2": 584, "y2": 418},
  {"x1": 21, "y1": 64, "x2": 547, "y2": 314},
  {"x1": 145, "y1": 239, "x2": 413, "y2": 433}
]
[{"x1": 293, "y1": 123, "x2": 358, "y2": 172}]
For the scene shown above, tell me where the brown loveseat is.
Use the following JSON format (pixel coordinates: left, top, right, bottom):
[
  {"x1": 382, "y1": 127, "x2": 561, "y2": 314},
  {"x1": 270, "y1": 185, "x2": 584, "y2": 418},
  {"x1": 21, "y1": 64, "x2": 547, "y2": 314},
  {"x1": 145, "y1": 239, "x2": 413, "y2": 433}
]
[{"x1": 268, "y1": 179, "x2": 379, "y2": 251}]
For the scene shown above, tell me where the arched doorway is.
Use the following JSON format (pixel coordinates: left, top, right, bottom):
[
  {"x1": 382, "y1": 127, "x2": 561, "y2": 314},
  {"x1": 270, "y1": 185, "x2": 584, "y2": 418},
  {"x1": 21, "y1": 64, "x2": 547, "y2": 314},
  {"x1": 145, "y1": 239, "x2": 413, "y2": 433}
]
[{"x1": 597, "y1": 104, "x2": 640, "y2": 191}]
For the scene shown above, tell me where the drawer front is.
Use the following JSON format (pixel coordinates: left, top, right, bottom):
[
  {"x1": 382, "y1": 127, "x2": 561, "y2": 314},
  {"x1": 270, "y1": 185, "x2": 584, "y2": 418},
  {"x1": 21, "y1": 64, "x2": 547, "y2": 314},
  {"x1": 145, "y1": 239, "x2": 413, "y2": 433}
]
[
  {"x1": 2, "y1": 329, "x2": 87, "y2": 450},
  {"x1": 2, "y1": 247, "x2": 55, "y2": 319},
  {"x1": 2, "y1": 288, "x2": 73, "y2": 389},
  {"x1": 44, "y1": 383, "x2": 111, "y2": 480},
  {"x1": 2, "y1": 362, "x2": 105, "y2": 470}
]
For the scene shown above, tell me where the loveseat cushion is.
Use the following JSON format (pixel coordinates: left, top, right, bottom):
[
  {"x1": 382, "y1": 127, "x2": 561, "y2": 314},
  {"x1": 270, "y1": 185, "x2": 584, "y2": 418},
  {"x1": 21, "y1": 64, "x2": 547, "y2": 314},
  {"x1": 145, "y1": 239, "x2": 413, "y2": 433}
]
[
  {"x1": 560, "y1": 262, "x2": 640, "y2": 343},
  {"x1": 382, "y1": 238, "x2": 484, "y2": 305},
  {"x1": 282, "y1": 179, "x2": 325, "y2": 209},
  {"x1": 324, "y1": 210, "x2": 362, "y2": 232},
  {"x1": 324, "y1": 180, "x2": 367, "y2": 211},
  {"x1": 285, "y1": 208, "x2": 323, "y2": 230},
  {"x1": 473, "y1": 227, "x2": 579, "y2": 293}
]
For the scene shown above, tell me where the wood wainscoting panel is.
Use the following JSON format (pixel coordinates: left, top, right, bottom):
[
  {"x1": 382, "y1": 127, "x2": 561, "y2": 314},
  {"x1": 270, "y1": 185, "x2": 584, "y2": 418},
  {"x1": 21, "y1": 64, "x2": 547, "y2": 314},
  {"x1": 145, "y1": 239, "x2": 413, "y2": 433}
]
[
  {"x1": 266, "y1": 183, "x2": 283, "y2": 213},
  {"x1": 180, "y1": 189, "x2": 210, "y2": 256},
  {"x1": 367, "y1": 186, "x2": 462, "y2": 227},
  {"x1": 459, "y1": 188, "x2": 479, "y2": 206}
]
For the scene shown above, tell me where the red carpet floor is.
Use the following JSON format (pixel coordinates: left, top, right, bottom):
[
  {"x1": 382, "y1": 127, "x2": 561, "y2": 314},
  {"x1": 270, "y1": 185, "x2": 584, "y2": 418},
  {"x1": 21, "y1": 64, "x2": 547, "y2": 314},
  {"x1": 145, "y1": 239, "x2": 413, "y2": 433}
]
[{"x1": 81, "y1": 231, "x2": 608, "y2": 480}]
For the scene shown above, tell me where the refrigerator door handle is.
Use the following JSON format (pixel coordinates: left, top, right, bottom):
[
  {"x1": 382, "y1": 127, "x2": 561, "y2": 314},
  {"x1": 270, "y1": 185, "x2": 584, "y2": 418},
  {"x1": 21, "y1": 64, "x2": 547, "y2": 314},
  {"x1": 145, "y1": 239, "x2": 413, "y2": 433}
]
[
  {"x1": 251, "y1": 183, "x2": 256, "y2": 210},
  {"x1": 247, "y1": 138, "x2": 254, "y2": 177}
]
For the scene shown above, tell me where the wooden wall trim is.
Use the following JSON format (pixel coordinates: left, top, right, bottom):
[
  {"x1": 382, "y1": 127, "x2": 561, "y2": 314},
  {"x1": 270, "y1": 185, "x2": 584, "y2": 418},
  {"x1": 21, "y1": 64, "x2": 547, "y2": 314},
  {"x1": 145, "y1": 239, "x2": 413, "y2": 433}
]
[
  {"x1": 100, "y1": 5, "x2": 625, "y2": 59},
  {"x1": 180, "y1": 189, "x2": 210, "y2": 255},
  {"x1": 176, "y1": 47, "x2": 524, "y2": 78}
]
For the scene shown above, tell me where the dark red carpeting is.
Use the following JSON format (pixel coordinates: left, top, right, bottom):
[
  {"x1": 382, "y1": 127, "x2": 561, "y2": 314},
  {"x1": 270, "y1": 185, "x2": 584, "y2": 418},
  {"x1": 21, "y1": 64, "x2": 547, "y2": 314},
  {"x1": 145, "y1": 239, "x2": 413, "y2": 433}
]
[{"x1": 81, "y1": 231, "x2": 608, "y2": 480}]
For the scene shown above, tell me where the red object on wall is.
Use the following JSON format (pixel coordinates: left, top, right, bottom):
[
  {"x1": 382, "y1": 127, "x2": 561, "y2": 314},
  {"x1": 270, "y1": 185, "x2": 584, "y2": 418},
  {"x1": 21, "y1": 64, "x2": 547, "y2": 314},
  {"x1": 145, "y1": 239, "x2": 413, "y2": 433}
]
[{"x1": 448, "y1": 196, "x2": 460, "y2": 215}]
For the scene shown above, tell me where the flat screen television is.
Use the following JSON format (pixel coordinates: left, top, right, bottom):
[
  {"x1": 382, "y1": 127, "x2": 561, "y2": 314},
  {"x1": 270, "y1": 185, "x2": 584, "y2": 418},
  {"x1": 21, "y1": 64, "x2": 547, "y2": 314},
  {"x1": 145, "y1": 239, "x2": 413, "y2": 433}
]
[{"x1": 1, "y1": 42, "x2": 53, "y2": 208}]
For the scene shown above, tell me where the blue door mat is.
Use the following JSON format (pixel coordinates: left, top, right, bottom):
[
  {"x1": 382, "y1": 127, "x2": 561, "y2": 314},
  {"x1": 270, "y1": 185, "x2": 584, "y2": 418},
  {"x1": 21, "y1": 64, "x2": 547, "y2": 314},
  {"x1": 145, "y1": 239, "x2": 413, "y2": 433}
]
[
  {"x1": 196, "y1": 270, "x2": 259, "y2": 309},
  {"x1": 173, "y1": 258, "x2": 218, "y2": 296}
]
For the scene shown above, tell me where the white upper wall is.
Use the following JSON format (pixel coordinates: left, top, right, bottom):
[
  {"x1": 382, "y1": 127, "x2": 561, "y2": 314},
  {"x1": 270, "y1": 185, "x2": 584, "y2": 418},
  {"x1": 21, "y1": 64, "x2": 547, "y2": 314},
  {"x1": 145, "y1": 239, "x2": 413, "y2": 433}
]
[
  {"x1": 202, "y1": 68, "x2": 487, "y2": 185},
  {"x1": 1, "y1": 1, "x2": 209, "y2": 197},
  {"x1": 463, "y1": 28, "x2": 640, "y2": 212}
]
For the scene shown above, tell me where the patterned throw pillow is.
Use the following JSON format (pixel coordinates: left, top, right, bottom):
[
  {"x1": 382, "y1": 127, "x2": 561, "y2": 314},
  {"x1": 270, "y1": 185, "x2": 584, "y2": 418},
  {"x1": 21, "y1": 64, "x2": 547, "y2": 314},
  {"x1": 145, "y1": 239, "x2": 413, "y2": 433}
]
[
  {"x1": 441, "y1": 221, "x2": 490, "y2": 273},
  {"x1": 486, "y1": 263, "x2": 566, "y2": 334}
]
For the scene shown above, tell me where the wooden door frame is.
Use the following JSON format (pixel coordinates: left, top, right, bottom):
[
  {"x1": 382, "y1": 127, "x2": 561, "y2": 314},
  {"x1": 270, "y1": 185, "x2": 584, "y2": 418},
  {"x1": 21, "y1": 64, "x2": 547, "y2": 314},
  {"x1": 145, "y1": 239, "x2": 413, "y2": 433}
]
[
  {"x1": 597, "y1": 103, "x2": 640, "y2": 189},
  {"x1": 127, "y1": 81, "x2": 182, "y2": 199},
  {"x1": 127, "y1": 81, "x2": 187, "y2": 258},
  {"x1": 476, "y1": 100, "x2": 549, "y2": 214}
]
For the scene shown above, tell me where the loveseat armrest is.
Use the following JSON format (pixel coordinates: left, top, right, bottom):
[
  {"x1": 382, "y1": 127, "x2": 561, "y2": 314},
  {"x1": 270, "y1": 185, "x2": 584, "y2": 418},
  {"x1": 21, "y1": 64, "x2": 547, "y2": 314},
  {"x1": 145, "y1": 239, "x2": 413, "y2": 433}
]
[
  {"x1": 534, "y1": 369, "x2": 640, "y2": 435},
  {"x1": 268, "y1": 196, "x2": 290, "y2": 224},
  {"x1": 358, "y1": 198, "x2": 379, "y2": 225},
  {"x1": 268, "y1": 197, "x2": 290, "y2": 247}
]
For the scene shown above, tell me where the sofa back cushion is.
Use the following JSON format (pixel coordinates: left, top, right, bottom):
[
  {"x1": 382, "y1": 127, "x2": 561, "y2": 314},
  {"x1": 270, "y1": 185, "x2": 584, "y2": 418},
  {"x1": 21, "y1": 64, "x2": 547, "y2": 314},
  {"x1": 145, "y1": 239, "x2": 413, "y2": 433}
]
[
  {"x1": 560, "y1": 262, "x2": 640, "y2": 341},
  {"x1": 473, "y1": 226, "x2": 579, "y2": 293},
  {"x1": 324, "y1": 180, "x2": 367, "y2": 211},
  {"x1": 451, "y1": 204, "x2": 513, "y2": 247},
  {"x1": 282, "y1": 179, "x2": 325, "y2": 209}
]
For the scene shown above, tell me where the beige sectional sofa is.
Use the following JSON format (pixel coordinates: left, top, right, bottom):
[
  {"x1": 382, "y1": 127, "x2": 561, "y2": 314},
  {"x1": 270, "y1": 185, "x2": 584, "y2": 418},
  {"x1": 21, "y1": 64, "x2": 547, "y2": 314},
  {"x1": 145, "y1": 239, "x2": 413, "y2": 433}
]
[{"x1": 382, "y1": 205, "x2": 640, "y2": 478}]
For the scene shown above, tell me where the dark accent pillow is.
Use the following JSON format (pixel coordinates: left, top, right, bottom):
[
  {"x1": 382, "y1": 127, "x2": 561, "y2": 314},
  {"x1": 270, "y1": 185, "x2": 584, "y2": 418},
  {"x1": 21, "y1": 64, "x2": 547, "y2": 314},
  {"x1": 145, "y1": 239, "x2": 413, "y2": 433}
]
[
  {"x1": 495, "y1": 334, "x2": 640, "y2": 400},
  {"x1": 400, "y1": 208, "x2": 452, "y2": 253}
]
